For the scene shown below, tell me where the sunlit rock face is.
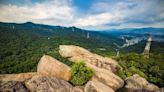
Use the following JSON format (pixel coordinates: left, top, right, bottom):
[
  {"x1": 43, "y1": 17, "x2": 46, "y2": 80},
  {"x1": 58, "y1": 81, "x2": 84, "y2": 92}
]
[
  {"x1": 59, "y1": 45, "x2": 124, "y2": 91},
  {"x1": 0, "y1": 72, "x2": 36, "y2": 81},
  {"x1": 37, "y1": 55, "x2": 71, "y2": 81},
  {"x1": 85, "y1": 81, "x2": 114, "y2": 92},
  {"x1": 59, "y1": 45, "x2": 119, "y2": 72},
  {"x1": 125, "y1": 74, "x2": 159, "y2": 92}
]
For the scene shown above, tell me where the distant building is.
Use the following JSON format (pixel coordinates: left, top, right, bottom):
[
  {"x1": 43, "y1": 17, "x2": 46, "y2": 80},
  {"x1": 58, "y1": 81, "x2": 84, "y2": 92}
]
[
  {"x1": 143, "y1": 36, "x2": 152, "y2": 58},
  {"x1": 116, "y1": 49, "x2": 120, "y2": 57},
  {"x1": 98, "y1": 48, "x2": 106, "y2": 51},
  {"x1": 72, "y1": 27, "x2": 74, "y2": 32},
  {"x1": 12, "y1": 26, "x2": 15, "y2": 29},
  {"x1": 87, "y1": 32, "x2": 90, "y2": 39},
  {"x1": 113, "y1": 43, "x2": 120, "y2": 57}
]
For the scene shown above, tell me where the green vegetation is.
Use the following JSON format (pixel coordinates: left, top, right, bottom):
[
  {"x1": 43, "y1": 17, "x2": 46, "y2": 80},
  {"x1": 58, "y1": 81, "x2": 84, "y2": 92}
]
[
  {"x1": 70, "y1": 61, "x2": 95, "y2": 86},
  {"x1": 0, "y1": 22, "x2": 122, "y2": 74},
  {"x1": 116, "y1": 53, "x2": 164, "y2": 87},
  {"x1": 47, "y1": 48, "x2": 73, "y2": 66}
]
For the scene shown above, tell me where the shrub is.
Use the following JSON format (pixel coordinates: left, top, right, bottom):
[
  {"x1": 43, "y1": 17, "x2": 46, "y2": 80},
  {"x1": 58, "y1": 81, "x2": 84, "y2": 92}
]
[
  {"x1": 70, "y1": 61, "x2": 95, "y2": 86},
  {"x1": 129, "y1": 66, "x2": 147, "y2": 79},
  {"x1": 117, "y1": 70, "x2": 126, "y2": 79}
]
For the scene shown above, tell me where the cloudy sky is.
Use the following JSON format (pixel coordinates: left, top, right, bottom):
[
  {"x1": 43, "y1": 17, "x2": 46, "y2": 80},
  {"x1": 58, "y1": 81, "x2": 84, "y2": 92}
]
[{"x1": 0, "y1": 0, "x2": 164, "y2": 30}]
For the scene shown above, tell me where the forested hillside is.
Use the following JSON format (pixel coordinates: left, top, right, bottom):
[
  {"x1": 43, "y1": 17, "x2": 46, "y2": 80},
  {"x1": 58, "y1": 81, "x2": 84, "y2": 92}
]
[{"x1": 0, "y1": 22, "x2": 123, "y2": 73}]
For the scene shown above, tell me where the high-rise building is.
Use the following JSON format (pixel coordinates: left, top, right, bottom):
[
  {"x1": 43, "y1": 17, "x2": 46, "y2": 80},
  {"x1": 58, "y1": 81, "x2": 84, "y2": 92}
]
[
  {"x1": 87, "y1": 32, "x2": 90, "y2": 39},
  {"x1": 143, "y1": 36, "x2": 152, "y2": 58}
]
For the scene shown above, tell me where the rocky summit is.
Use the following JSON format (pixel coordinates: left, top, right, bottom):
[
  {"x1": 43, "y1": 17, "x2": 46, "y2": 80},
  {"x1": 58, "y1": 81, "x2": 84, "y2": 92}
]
[
  {"x1": 0, "y1": 45, "x2": 163, "y2": 92},
  {"x1": 59, "y1": 45, "x2": 124, "y2": 91},
  {"x1": 59, "y1": 45, "x2": 119, "y2": 72}
]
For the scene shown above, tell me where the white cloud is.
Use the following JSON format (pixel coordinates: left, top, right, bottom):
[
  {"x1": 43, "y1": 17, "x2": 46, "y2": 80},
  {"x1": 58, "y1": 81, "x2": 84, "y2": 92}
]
[
  {"x1": 73, "y1": 13, "x2": 114, "y2": 26},
  {"x1": 0, "y1": 0, "x2": 75, "y2": 26},
  {"x1": 0, "y1": 0, "x2": 164, "y2": 30},
  {"x1": 79, "y1": 0, "x2": 164, "y2": 29}
]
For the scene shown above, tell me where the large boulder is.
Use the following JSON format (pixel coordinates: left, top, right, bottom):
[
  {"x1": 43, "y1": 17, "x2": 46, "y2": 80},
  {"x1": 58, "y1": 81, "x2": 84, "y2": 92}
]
[
  {"x1": 85, "y1": 81, "x2": 114, "y2": 92},
  {"x1": 25, "y1": 75, "x2": 83, "y2": 92},
  {"x1": 125, "y1": 74, "x2": 159, "y2": 92},
  {"x1": 87, "y1": 63, "x2": 124, "y2": 90},
  {"x1": 59, "y1": 45, "x2": 124, "y2": 91},
  {"x1": 37, "y1": 55, "x2": 71, "y2": 81},
  {"x1": 59, "y1": 45, "x2": 118, "y2": 72}
]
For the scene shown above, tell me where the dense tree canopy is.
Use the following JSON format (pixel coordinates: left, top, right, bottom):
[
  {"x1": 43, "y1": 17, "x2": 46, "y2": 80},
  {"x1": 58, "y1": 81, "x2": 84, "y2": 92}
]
[{"x1": 116, "y1": 53, "x2": 164, "y2": 87}]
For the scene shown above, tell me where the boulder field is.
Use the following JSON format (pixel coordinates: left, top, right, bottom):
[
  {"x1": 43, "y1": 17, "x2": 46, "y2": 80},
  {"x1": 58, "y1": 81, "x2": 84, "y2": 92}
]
[{"x1": 0, "y1": 45, "x2": 163, "y2": 92}]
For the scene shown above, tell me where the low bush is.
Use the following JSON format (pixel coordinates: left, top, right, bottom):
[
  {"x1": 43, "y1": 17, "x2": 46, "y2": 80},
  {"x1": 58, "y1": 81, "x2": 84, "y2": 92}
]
[{"x1": 70, "y1": 61, "x2": 95, "y2": 86}]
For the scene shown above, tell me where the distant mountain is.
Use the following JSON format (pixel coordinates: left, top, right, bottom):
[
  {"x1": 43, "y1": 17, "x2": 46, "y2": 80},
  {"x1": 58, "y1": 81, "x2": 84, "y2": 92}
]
[
  {"x1": 0, "y1": 22, "x2": 90, "y2": 36},
  {"x1": 1, "y1": 22, "x2": 163, "y2": 35},
  {"x1": 0, "y1": 22, "x2": 63, "y2": 29},
  {"x1": 100, "y1": 27, "x2": 164, "y2": 35},
  {"x1": 99, "y1": 27, "x2": 164, "y2": 42}
]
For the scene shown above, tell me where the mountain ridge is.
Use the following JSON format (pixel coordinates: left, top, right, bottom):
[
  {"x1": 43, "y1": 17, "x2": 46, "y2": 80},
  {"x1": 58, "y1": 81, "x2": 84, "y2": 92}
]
[{"x1": 1, "y1": 21, "x2": 164, "y2": 32}]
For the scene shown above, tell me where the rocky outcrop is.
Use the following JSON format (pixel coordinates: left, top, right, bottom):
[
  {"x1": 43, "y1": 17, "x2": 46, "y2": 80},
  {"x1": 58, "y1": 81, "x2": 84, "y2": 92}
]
[
  {"x1": 0, "y1": 45, "x2": 125, "y2": 92},
  {"x1": 88, "y1": 61, "x2": 124, "y2": 91},
  {"x1": 25, "y1": 75, "x2": 83, "y2": 92},
  {"x1": 0, "y1": 72, "x2": 36, "y2": 81},
  {"x1": 59, "y1": 45, "x2": 124, "y2": 91},
  {"x1": 85, "y1": 81, "x2": 114, "y2": 92},
  {"x1": 87, "y1": 63, "x2": 124, "y2": 90},
  {"x1": 0, "y1": 75, "x2": 83, "y2": 92},
  {"x1": 37, "y1": 55, "x2": 71, "y2": 81},
  {"x1": 59, "y1": 45, "x2": 118, "y2": 72},
  {"x1": 125, "y1": 74, "x2": 159, "y2": 92},
  {"x1": 1, "y1": 45, "x2": 162, "y2": 92},
  {"x1": 0, "y1": 55, "x2": 74, "y2": 92}
]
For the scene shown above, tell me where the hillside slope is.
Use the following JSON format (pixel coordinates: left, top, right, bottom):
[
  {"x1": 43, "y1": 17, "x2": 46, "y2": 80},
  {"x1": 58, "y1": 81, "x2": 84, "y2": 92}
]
[{"x1": 0, "y1": 22, "x2": 122, "y2": 73}]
